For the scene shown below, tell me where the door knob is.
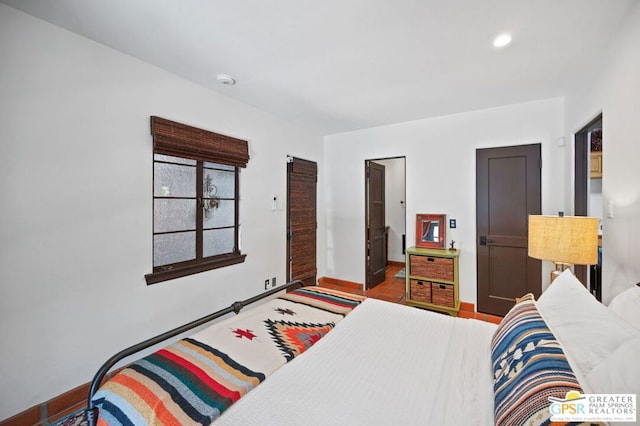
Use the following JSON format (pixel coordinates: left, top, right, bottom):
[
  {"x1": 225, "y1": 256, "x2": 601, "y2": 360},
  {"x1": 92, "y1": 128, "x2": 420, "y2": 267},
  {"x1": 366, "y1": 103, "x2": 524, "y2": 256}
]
[{"x1": 479, "y1": 236, "x2": 495, "y2": 245}]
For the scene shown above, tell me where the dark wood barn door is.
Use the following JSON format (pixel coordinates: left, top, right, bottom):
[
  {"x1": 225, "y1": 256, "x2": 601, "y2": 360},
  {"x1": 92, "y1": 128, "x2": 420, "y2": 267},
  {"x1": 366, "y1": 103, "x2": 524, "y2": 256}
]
[
  {"x1": 476, "y1": 144, "x2": 541, "y2": 316},
  {"x1": 366, "y1": 161, "x2": 386, "y2": 289},
  {"x1": 287, "y1": 157, "x2": 317, "y2": 287}
]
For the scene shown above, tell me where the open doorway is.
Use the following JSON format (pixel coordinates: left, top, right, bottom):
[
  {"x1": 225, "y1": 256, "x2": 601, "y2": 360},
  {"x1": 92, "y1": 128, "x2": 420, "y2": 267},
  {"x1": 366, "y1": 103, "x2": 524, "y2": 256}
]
[
  {"x1": 574, "y1": 114, "x2": 603, "y2": 300},
  {"x1": 364, "y1": 156, "x2": 406, "y2": 289}
]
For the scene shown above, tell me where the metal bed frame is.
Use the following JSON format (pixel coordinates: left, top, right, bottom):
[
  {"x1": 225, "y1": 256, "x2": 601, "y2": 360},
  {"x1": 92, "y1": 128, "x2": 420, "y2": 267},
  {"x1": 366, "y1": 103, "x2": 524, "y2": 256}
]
[{"x1": 85, "y1": 280, "x2": 305, "y2": 425}]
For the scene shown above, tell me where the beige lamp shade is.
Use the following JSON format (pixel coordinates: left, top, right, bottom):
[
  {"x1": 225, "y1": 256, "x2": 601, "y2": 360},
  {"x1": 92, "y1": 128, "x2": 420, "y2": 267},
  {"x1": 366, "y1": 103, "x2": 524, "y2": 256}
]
[{"x1": 528, "y1": 215, "x2": 599, "y2": 265}]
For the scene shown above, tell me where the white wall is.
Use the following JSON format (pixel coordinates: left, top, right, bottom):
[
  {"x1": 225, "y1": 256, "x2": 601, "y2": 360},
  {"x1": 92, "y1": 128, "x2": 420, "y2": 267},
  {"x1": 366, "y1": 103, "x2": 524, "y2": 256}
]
[
  {"x1": 374, "y1": 158, "x2": 406, "y2": 263},
  {"x1": 0, "y1": 5, "x2": 324, "y2": 420},
  {"x1": 565, "y1": 1, "x2": 640, "y2": 303},
  {"x1": 324, "y1": 98, "x2": 566, "y2": 305},
  {"x1": 589, "y1": 178, "x2": 603, "y2": 226}
]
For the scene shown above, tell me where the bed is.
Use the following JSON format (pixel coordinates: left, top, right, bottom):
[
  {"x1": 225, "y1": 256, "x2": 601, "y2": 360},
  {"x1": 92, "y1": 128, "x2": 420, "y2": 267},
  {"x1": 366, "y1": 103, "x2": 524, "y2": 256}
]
[{"x1": 87, "y1": 271, "x2": 640, "y2": 426}]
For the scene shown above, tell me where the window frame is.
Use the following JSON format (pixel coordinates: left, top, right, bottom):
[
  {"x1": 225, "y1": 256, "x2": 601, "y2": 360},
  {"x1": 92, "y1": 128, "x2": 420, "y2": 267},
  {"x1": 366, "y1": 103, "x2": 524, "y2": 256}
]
[{"x1": 145, "y1": 117, "x2": 248, "y2": 285}]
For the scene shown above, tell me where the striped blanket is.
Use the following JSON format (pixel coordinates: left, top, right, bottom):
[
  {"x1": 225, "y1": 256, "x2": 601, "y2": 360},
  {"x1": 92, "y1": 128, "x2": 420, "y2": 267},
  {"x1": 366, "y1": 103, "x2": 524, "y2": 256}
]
[{"x1": 93, "y1": 287, "x2": 364, "y2": 425}]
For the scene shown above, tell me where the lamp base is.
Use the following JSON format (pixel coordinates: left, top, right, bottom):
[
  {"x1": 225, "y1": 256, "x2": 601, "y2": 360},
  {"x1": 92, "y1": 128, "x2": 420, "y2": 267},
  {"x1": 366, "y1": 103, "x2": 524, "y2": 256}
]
[{"x1": 550, "y1": 262, "x2": 573, "y2": 282}]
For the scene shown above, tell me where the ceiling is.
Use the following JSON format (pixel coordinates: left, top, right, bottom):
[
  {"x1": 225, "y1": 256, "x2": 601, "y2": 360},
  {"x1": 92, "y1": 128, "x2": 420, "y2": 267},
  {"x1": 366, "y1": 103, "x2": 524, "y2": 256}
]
[{"x1": 2, "y1": 0, "x2": 636, "y2": 134}]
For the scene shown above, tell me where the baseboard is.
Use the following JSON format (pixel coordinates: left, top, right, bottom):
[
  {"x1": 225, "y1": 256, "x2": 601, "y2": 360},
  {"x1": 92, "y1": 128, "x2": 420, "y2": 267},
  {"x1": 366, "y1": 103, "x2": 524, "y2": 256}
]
[
  {"x1": 317, "y1": 276, "x2": 363, "y2": 290},
  {"x1": 457, "y1": 301, "x2": 503, "y2": 324},
  {"x1": 459, "y1": 301, "x2": 475, "y2": 312},
  {"x1": 0, "y1": 368, "x2": 123, "y2": 426},
  {"x1": 387, "y1": 260, "x2": 405, "y2": 267},
  {"x1": 0, "y1": 385, "x2": 87, "y2": 426}
]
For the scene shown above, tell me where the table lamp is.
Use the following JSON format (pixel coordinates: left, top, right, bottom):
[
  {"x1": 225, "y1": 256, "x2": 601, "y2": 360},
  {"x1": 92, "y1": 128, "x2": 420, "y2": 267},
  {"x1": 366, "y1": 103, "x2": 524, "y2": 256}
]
[{"x1": 528, "y1": 214, "x2": 599, "y2": 282}]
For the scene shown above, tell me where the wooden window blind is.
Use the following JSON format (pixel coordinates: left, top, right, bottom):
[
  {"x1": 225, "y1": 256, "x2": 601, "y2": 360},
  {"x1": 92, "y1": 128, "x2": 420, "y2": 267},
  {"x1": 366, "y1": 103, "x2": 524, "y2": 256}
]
[{"x1": 151, "y1": 116, "x2": 249, "y2": 168}]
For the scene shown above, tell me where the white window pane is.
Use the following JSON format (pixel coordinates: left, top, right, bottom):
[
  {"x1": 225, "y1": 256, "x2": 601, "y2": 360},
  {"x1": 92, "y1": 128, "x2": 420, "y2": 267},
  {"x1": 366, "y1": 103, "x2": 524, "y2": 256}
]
[
  {"x1": 154, "y1": 232, "x2": 195, "y2": 266},
  {"x1": 203, "y1": 169, "x2": 235, "y2": 199},
  {"x1": 154, "y1": 163, "x2": 196, "y2": 197},
  {"x1": 203, "y1": 161, "x2": 234, "y2": 171},
  {"x1": 154, "y1": 154, "x2": 196, "y2": 166},
  {"x1": 203, "y1": 228, "x2": 234, "y2": 257},
  {"x1": 154, "y1": 199, "x2": 196, "y2": 233},
  {"x1": 203, "y1": 199, "x2": 234, "y2": 228}
]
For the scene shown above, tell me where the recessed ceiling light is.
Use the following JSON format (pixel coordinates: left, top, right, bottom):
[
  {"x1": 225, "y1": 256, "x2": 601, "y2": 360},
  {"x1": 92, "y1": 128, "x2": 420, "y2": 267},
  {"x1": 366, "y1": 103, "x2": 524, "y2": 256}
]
[
  {"x1": 493, "y1": 34, "x2": 512, "y2": 48},
  {"x1": 216, "y1": 74, "x2": 236, "y2": 86}
]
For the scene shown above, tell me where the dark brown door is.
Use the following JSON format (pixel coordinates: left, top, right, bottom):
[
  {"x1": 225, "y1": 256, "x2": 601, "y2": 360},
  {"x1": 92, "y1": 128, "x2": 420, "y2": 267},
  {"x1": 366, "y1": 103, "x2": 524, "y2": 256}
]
[
  {"x1": 287, "y1": 157, "x2": 317, "y2": 287},
  {"x1": 366, "y1": 161, "x2": 386, "y2": 289},
  {"x1": 476, "y1": 144, "x2": 541, "y2": 316}
]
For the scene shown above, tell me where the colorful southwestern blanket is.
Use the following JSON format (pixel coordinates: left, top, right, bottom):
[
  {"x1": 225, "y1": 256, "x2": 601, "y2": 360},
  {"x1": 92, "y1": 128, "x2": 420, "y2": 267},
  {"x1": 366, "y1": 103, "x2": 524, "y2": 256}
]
[{"x1": 92, "y1": 287, "x2": 365, "y2": 425}]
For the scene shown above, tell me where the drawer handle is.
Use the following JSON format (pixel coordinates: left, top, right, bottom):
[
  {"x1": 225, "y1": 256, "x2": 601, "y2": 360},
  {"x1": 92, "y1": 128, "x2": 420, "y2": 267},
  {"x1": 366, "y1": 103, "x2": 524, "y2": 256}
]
[
  {"x1": 427, "y1": 257, "x2": 435, "y2": 262},
  {"x1": 417, "y1": 281, "x2": 424, "y2": 286},
  {"x1": 439, "y1": 284, "x2": 446, "y2": 289}
]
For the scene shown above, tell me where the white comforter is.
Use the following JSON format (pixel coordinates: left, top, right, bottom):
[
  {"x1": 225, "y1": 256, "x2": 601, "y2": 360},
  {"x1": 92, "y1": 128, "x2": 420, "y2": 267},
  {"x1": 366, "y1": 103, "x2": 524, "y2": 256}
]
[{"x1": 216, "y1": 298, "x2": 498, "y2": 426}]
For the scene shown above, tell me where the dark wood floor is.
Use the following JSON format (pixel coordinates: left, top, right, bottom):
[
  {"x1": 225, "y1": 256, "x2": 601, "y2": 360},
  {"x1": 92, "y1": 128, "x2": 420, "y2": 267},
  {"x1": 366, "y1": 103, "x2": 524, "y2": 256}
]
[{"x1": 318, "y1": 263, "x2": 503, "y2": 324}]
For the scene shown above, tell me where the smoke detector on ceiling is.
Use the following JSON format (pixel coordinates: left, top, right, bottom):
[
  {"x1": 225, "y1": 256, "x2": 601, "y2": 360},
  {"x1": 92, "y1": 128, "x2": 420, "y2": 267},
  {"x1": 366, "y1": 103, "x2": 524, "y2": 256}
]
[{"x1": 216, "y1": 74, "x2": 236, "y2": 86}]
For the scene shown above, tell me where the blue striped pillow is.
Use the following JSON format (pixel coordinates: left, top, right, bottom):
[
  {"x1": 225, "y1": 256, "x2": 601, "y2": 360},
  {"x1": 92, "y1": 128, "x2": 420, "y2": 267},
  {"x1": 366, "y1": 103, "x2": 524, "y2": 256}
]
[{"x1": 491, "y1": 294, "x2": 585, "y2": 426}]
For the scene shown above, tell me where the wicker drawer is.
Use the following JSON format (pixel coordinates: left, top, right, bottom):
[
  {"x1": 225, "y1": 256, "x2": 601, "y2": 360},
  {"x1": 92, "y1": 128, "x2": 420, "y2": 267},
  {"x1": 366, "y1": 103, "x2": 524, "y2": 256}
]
[
  {"x1": 409, "y1": 255, "x2": 454, "y2": 281},
  {"x1": 409, "y1": 279, "x2": 431, "y2": 303},
  {"x1": 432, "y1": 283, "x2": 455, "y2": 308}
]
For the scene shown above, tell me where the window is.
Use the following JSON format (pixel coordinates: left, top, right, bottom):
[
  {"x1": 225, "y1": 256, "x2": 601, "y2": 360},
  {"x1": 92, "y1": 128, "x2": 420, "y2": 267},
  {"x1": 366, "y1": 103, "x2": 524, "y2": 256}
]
[{"x1": 145, "y1": 117, "x2": 248, "y2": 285}]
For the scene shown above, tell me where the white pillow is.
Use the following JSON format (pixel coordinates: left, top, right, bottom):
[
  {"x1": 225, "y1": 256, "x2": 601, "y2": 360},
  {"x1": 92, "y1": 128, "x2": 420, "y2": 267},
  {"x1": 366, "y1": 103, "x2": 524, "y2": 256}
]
[
  {"x1": 585, "y1": 338, "x2": 640, "y2": 395},
  {"x1": 608, "y1": 286, "x2": 640, "y2": 330},
  {"x1": 536, "y1": 270, "x2": 640, "y2": 392}
]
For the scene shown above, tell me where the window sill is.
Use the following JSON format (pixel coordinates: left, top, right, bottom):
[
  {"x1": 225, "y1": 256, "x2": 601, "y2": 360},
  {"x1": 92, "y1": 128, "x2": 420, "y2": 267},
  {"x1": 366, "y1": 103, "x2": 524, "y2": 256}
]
[{"x1": 145, "y1": 253, "x2": 247, "y2": 285}]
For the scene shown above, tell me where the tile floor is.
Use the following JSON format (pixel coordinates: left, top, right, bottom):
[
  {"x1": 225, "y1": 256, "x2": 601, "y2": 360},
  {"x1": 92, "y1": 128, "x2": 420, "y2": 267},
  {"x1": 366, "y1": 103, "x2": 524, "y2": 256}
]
[{"x1": 318, "y1": 263, "x2": 503, "y2": 325}]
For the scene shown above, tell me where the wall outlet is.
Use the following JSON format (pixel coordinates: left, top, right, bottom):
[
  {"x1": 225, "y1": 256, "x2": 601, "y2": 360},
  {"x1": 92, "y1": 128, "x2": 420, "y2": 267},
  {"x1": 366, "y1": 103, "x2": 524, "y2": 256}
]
[
  {"x1": 264, "y1": 279, "x2": 270, "y2": 290},
  {"x1": 449, "y1": 218, "x2": 457, "y2": 228},
  {"x1": 271, "y1": 277, "x2": 276, "y2": 287}
]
